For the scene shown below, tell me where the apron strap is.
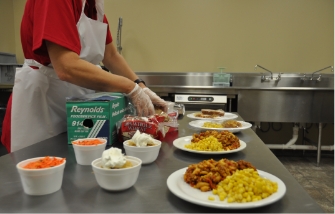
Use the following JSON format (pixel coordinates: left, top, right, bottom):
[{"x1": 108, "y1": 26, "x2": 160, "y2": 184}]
[
  {"x1": 96, "y1": 0, "x2": 104, "y2": 22},
  {"x1": 24, "y1": 59, "x2": 59, "y2": 79},
  {"x1": 24, "y1": 59, "x2": 43, "y2": 69},
  {"x1": 81, "y1": 0, "x2": 104, "y2": 22},
  {"x1": 81, "y1": 0, "x2": 87, "y2": 14}
]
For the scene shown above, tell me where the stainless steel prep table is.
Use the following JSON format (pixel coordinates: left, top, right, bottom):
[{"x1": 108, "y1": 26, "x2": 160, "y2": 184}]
[{"x1": 0, "y1": 112, "x2": 324, "y2": 213}]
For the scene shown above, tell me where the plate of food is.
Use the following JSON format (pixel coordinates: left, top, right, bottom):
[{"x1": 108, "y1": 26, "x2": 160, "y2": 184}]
[
  {"x1": 187, "y1": 109, "x2": 238, "y2": 121},
  {"x1": 167, "y1": 159, "x2": 286, "y2": 209},
  {"x1": 189, "y1": 120, "x2": 252, "y2": 133},
  {"x1": 173, "y1": 132, "x2": 246, "y2": 154}
]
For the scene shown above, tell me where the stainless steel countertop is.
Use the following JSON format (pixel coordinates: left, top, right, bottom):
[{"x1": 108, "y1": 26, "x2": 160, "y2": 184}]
[
  {"x1": 0, "y1": 113, "x2": 324, "y2": 213},
  {"x1": 145, "y1": 85, "x2": 333, "y2": 91},
  {"x1": 2, "y1": 72, "x2": 333, "y2": 91},
  {"x1": 137, "y1": 72, "x2": 334, "y2": 92},
  {"x1": 0, "y1": 85, "x2": 332, "y2": 91},
  {"x1": 137, "y1": 72, "x2": 334, "y2": 123}
]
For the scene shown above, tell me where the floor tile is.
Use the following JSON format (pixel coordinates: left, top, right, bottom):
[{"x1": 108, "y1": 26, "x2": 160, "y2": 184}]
[{"x1": 273, "y1": 149, "x2": 334, "y2": 213}]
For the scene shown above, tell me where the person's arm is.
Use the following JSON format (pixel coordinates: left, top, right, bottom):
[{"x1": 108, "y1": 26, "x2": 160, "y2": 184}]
[
  {"x1": 46, "y1": 40, "x2": 135, "y2": 94},
  {"x1": 102, "y1": 42, "x2": 168, "y2": 112},
  {"x1": 46, "y1": 40, "x2": 154, "y2": 116},
  {"x1": 102, "y1": 42, "x2": 146, "y2": 88}
]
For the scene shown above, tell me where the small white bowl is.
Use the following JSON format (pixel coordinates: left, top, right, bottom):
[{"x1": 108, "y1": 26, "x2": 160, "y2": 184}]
[
  {"x1": 91, "y1": 156, "x2": 142, "y2": 191},
  {"x1": 16, "y1": 157, "x2": 66, "y2": 195},
  {"x1": 72, "y1": 138, "x2": 107, "y2": 165},
  {"x1": 123, "y1": 139, "x2": 162, "y2": 164}
]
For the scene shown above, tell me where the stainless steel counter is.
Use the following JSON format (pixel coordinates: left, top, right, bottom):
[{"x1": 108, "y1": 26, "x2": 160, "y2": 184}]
[
  {"x1": 0, "y1": 113, "x2": 324, "y2": 213},
  {"x1": 137, "y1": 72, "x2": 334, "y2": 123},
  {"x1": 137, "y1": 72, "x2": 334, "y2": 91}
]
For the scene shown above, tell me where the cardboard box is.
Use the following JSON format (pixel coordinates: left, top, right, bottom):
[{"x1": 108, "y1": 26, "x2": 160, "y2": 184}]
[{"x1": 66, "y1": 92, "x2": 130, "y2": 146}]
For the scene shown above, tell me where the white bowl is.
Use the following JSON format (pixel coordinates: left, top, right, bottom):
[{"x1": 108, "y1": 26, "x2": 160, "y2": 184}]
[
  {"x1": 16, "y1": 157, "x2": 66, "y2": 195},
  {"x1": 72, "y1": 138, "x2": 107, "y2": 165},
  {"x1": 91, "y1": 156, "x2": 142, "y2": 191},
  {"x1": 123, "y1": 139, "x2": 162, "y2": 164}
]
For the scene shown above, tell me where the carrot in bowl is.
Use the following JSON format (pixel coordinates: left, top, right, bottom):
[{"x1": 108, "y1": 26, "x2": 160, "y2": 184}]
[
  {"x1": 72, "y1": 139, "x2": 103, "y2": 146},
  {"x1": 23, "y1": 156, "x2": 65, "y2": 169}
]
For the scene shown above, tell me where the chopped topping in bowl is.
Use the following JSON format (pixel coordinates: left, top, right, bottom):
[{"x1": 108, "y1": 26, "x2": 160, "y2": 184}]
[
  {"x1": 23, "y1": 156, "x2": 65, "y2": 169},
  {"x1": 72, "y1": 139, "x2": 104, "y2": 146}
]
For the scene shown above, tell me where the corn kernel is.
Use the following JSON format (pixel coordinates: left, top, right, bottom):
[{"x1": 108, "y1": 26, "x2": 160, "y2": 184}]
[
  {"x1": 210, "y1": 168, "x2": 278, "y2": 203},
  {"x1": 208, "y1": 196, "x2": 215, "y2": 201}
]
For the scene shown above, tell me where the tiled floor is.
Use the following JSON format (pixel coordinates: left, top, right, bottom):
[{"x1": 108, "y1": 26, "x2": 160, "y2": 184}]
[
  {"x1": 0, "y1": 143, "x2": 333, "y2": 213},
  {"x1": 272, "y1": 149, "x2": 334, "y2": 214}
]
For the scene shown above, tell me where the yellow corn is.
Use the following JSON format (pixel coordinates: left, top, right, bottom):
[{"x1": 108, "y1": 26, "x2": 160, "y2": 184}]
[
  {"x1": 185, "y1": 136, "x2": 223, "y2": 151},
  {"x1": 202, "y1": 122, "x2": 224, "y2": 128},
  {"x1": 211, "y1": 168, "x2": 278, "y2": 203}
]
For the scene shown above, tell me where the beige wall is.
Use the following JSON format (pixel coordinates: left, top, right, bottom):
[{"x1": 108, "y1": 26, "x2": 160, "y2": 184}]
[
  {"x1": 13, "y1": 0, "x2": 26, "y2": 62},
  {"x1": 105, "y1": 0, "x2": 334, "y2": 73},
  {"x1": 2, "y1": 0, "x2": 334, "y2": 73},
  {"x1": 0, "y1": 0, "x2": 16, "y2": 55}
]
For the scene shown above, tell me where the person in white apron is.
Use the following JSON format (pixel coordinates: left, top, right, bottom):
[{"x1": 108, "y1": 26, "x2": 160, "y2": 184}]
[{"x1": 9, "y1": 0, "x2": 167, "y2": 152}]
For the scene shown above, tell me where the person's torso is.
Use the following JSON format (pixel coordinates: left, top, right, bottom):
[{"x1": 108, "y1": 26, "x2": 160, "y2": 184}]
[{"x1": 20, "y1": 0, "x2": 111, "y2": 66}]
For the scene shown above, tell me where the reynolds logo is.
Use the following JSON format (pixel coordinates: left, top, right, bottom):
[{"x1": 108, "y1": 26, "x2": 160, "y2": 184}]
[
  {"x1": 112, "y1": 102, "x2": 120, "y2": 109},
  {"x1": 70, "y1": 106, "x2": 104, "y2": 114}
]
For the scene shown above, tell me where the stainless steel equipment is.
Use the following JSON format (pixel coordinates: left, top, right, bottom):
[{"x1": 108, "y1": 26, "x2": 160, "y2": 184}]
[
  {"x1": 0, "y1": 52, "x2": 20, "y2": 85},
  {"x1": 0, "y1": 89, "x2": 11, "y2": 140},
  {"x1": 137, "y1": 72, "x2": 334, "y2": 123},
  {"x1": 254, "y1": 64, "x2": 283, "y2": 81},
  {"x1": 136, "y1": 71, "x2": 334, "y2": 165},
  {"x1": 116, "y1": 17, "x2": 123, "y2": 54},
  {"x1": 0, "y1": 116, "x2": 325, "y2": 213},
  {"x1": 309, "y1": 66, "x2": 333, "y2": 81},
  {"x1": 174, "y1": 94, "x2": 227, "y2": 111}
]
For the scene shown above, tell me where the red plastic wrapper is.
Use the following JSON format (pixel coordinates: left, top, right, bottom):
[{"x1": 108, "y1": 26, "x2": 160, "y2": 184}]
[
  {"x1": 117, "y1": 112, "x2": 179, "y2": 142},
  {"x1": 156, "y1": 111, "x2": 179, "y2": 136}
]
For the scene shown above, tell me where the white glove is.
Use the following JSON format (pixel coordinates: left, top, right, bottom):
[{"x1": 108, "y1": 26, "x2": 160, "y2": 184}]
[
  {"x1": 124, "y1": 84, "x2": 155, "y2": 116},
  {"x1": 143, "y1": 88, "x2": 168, "y2": 112}
]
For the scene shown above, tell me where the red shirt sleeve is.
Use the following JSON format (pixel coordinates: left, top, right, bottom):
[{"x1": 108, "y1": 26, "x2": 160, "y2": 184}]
[
  {"x1": 104, "y1": 15, "x2": 113, "y2": 45},
  {"x1": 21, "y1": 0, "x2": 112, "y2": 66}
]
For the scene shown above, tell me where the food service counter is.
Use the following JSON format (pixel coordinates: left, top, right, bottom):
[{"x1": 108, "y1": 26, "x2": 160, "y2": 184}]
[{"x1": 0, "y1": 112, "x2": 323, "y2": 213}]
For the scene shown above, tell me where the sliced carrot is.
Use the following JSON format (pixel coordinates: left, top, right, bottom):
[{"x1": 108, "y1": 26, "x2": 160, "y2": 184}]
[
  {"x1": 72, "y1": 139, "x2": 103, "y2": 146},
  {"x1": 23, "y1": 156, "x2": 65, "y2": 169}
]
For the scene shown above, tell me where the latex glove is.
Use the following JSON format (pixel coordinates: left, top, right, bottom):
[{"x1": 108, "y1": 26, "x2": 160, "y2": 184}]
[
  {"x1": 142, "y1": 87, "x2": 168, "y2": 112},
  {"x1": 124, "y1": 84, "x2": 155, "y2": 116}
]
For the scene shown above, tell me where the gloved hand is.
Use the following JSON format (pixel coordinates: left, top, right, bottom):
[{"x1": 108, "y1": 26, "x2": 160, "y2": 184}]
[
  {"x1": 124, "y1": 84, "x2": 155, "y2": 116},
  {"x1": 143, "y1": 87, "x2": 168, "y2": 112}
]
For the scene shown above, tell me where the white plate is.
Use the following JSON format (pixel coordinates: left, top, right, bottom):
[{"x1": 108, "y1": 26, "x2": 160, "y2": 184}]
[
  {"x1": 167, "y1": 168, "x2": 286, "y2": 209},
  {"x1": 173, "y1": 136, "x2": 246, "y2": 154},
  {"x1": 189, "y1": 120, "x2": 252, "y2": 133},
  {"x1": 187, "y1": 112, "x2": 238, "y2": 121}
]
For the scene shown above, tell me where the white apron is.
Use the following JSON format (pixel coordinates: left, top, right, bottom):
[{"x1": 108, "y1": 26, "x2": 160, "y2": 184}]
[{"x1": 11, "y1": 0, "x2": 107, "y2": 152}]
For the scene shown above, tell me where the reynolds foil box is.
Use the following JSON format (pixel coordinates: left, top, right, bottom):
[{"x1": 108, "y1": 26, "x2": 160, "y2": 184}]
[{"x1": 66, "y1": 92, "x2": 130, "y2": 146}]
